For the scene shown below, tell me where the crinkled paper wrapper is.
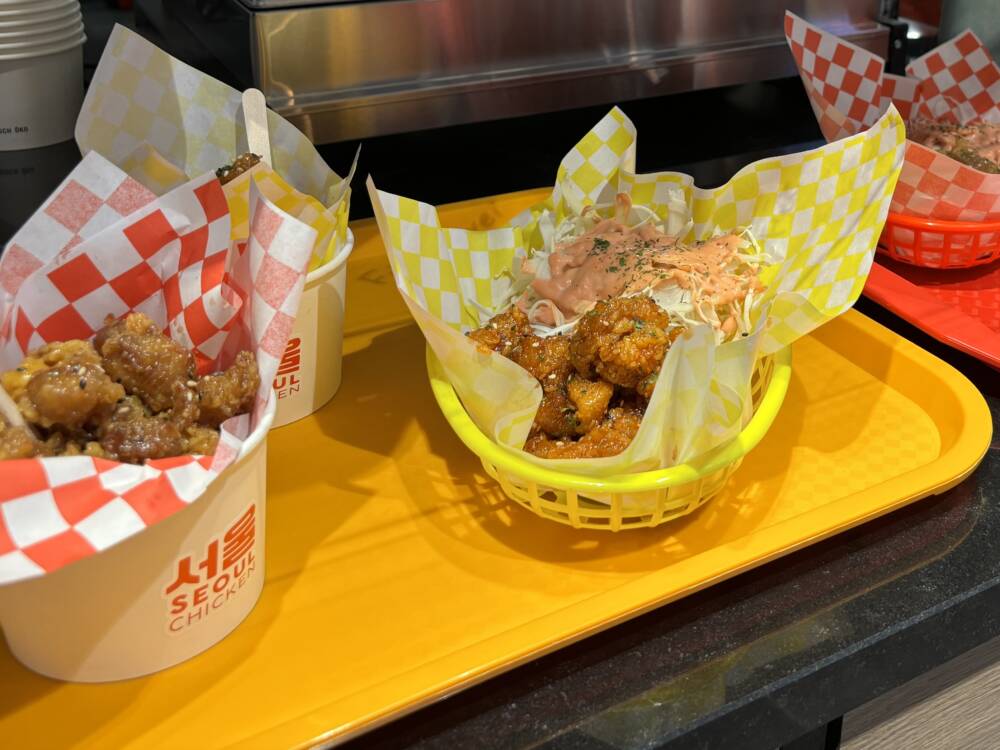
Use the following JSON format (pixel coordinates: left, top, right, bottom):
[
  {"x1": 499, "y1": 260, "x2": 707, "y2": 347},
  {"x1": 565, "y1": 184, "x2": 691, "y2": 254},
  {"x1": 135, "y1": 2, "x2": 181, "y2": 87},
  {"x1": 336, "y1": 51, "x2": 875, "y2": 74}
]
[
  {"x1": 369, "y1": 106, "x2": 904, "y2": 477},
  {"x1": 0, "y1": 152, "x2": 317, "y2": 584},
  {"x1": 786, "y1": 10, "x2": 1000, "y2": 222},
  {"x1": 76, "y1": 24, "x2": 356, "y2": 271}
]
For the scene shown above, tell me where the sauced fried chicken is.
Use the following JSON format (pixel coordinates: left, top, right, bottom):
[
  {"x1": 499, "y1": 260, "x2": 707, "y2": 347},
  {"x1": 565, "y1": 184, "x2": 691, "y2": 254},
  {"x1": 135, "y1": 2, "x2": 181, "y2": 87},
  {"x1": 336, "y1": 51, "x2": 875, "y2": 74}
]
[
  {"x1": 0, "y1": 421, "x2": 107, "y2": 459},
  {"x1": 94, "y1": 313, "x2": 195, "y2": 413},
  {"x1": 99, "y1": 404, "x2": 186, "y2": 464},
  {"x1": 184, "y1": 425, "x2": 220, "y2": 456},
  {"x1": 468, "y1": 295, "x2": 681, "y2": 458},
  {"x1": 524, "y1": 407, "x2": 644, "y2": 459},
  {"x1": 2, "y1": 340, "x2": 101, "y2": 394},
  {"x1": 512, "y1": 334, "x2": 573, "y2": 390},
  {"x1": 468, "y1": 307, "x2": 532, "y2": 357},
  {"x1": 196, "y1": 350, "x2": 260, "y2": 428},
  {"x1": 216, "y1": 153, "x2": 262, "y2": 185},
  {"x1": 567, "y1": 375, "x2": 614, "y2": 433},
  {"x1": 532, "y1": 390, "x2": 579, "y2": 439},
  {"x1": 0, "y1": 424, "x2": 44, "y2": 459},
  {"x1": 1, "y1": 315, "x2": 260, "y2": 464},
  {"x1": 25, "y1": 362, "x2": 124, "y2": 430},
  {"x1": 570, "y1": 296, "x2": 679, "y2": 389},
  {"x1": 97, "y1": 392, "x2": 217, "y2": 463},
  {"x1": 2, "y1": 340, "x2": 125, "y2": 431}
]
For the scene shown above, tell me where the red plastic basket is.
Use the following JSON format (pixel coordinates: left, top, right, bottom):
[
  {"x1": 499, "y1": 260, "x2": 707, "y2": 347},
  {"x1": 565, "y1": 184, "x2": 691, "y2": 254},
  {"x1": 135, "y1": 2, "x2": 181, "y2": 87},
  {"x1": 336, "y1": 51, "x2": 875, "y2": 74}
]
[{"x1": 879, "y1": 211, "x2": 1000, "y2": 269}]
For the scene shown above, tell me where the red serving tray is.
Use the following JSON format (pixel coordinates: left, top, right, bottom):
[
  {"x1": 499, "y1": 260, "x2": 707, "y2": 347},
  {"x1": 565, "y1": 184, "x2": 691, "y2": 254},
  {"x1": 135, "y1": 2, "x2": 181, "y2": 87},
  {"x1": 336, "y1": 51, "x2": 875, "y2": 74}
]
[{"x1": 864, "y1": 257, "x2": 1000, "y2": 370}]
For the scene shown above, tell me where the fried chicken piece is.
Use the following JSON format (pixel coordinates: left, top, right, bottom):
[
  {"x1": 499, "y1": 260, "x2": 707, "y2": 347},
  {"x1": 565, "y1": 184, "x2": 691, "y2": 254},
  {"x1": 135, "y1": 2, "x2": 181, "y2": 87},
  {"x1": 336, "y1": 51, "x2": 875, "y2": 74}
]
[
  {"x1": 184, "y1": 425, "x2": 220, "y2": 456},
  {"x1": 96, "y1": 393, "x2": 213, "y2": 463},
  {"x1": 0, "y1": 322, "x2": 236, "y2": 464},
  {"x1": 2, "y1": 340, "x2": 102, "y2": 401},
  {"x1": 637, "y1": 372, "x2": 658, "y2": 400},
  {"x1": 524, "y1": 407, "x2": 643, "y2": 459},
  {"x1": 98, "y1": 395, "x2": 185, "y2": 463},
  {"x1": 0, "y1": 424, "x2": 45, "y2": 459},
  {"x1": 581, "y1": 406, "x2": 644, "y2": 451},
  {"x1": 512, "y1": 334, "x2": 573, "y2": 391},
  {"x1": 23, "y1": 362, "x2": 125, "y2": 430},
  {"x1": 532, "y1": 390, "x2": 580, "y2": 438},
  {"x1": 0, "y1": 423, "x2": 106, "y2": 460},
  {"x1": 58, "y1": 437, "x2": 107, "y2": 458},
  {"x1": 100, "y1": 418, "x2": 185, "y2": 464},
  {"x1": 510, "y1": 334, "x2": 581, "y2": 437},
  {"x1": 168, "y1": 384, "x2": 220, "y2": 454},
  {"x1": 95, "y1": 313, "x2": 195, "y2": 414},
  {"x1": 196, "y1": 350, "x2": 259, "y2": 428},
  {"x1": 169, "y1": 381, "x2": 200, "y2": 430},
  {"x1": 467, "y1": 307, "x2": 532, "y2": 357},
  {"x1": 523, "y1": 432, "x2": 562, "y2": 457},
  {"x1": 2, "y1": 340, "x2": 124, "y2": 430},
  {"x1": 216, "y1": 153, "x2": 262, "y2": 185},
  {"x1": 569, "y1": 296, "x2": 679, "y2": 389},
  {"x1": 567, "y1": 375, "x2": 614, "y2": 433}
]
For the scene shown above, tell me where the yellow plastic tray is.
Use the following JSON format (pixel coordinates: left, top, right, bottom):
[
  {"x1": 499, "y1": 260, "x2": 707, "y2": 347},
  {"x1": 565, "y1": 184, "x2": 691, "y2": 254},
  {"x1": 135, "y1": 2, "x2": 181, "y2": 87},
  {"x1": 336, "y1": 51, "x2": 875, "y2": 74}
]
[{"x1": 0, "y1": 189, "x2": 992, "y2": 750}]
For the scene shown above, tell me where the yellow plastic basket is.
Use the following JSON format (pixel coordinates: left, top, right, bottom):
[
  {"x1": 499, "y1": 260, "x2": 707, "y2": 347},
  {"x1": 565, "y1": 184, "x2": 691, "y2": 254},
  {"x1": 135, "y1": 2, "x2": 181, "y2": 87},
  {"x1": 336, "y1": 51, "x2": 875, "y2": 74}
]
[{"x1": 427, "y1": 346, "x2": 793, "y2": 531}]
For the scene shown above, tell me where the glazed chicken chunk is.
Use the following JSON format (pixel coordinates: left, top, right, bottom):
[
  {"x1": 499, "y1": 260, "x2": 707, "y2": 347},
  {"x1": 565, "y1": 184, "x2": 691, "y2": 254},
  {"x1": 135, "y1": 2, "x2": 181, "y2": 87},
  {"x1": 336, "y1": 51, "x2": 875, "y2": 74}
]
[
  {"x1": 216, "y1": 152, "x2": 262, "y2": 185},
  {"x1": 524, "y1": 407, "x2": 644, "y2": 459},
  {"x1": 468, "y1": 294, "x2": 681, "y2": 458},
  {"x1": 196, "y1": 350, "x2": 260, "y2": 428},
  {"x1": 566, "y1": 375, "x2": 614, "y2": 434},
  {"x1": 467, "y1": 306, "x2": 532, "y2": 357},
  {"x1": 94, "y1": 313, "x2": 195, "y2": 413},
  {"x1": 569, "y1": 296, "x2": 678, "y2": 389},
  {"x1": 99, "y1": 395, "x2": 186, "y2": 464},
  {"x1": 1, "y1": 313, "x2": 260, "y2": 464},
  {"x1": 0, "y1": 424, "x2": 44, "y2": 460},
  {"x1": 2, "y1": 340, "x2": 124, "y2": 430}
]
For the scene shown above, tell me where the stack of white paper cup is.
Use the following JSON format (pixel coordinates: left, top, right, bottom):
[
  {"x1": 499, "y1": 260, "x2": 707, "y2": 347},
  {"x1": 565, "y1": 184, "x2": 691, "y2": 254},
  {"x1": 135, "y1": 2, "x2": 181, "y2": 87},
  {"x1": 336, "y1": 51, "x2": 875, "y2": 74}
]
[{"x1": 0, "y1": 0, "x2": 86, "y2": 151}]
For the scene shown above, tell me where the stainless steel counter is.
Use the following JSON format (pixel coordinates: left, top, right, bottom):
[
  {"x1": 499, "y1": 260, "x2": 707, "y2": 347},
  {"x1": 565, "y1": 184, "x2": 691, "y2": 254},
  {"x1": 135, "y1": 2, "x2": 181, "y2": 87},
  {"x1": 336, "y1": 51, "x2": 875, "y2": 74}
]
[{"x1": 160, "y1": 0, "x2": 888, "y2": 144}]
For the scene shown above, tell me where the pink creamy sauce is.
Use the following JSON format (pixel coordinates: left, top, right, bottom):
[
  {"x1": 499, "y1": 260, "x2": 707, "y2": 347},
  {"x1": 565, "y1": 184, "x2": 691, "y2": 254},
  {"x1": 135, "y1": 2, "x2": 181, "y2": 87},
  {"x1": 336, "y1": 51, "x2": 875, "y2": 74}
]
[
  {"x1": 911, "y1": 118, "x2": 1000, "y2": 166},
  {"x1": 517, "y1": 218, "x2": 755, "y2": 327}
]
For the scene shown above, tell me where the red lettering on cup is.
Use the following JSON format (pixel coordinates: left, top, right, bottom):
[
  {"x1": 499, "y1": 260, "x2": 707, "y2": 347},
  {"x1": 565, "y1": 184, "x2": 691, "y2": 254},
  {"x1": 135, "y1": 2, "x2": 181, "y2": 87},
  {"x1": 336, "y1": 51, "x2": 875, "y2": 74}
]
[
  {"x1": 163, "y1": 502, "x2": 258, "y2": 634},
  {"x1": 274, "y1": 338, "x2": 304, "y2": 399},
  {"x1": 223, "y1": 506, "x2": 255, "y2": 569}
]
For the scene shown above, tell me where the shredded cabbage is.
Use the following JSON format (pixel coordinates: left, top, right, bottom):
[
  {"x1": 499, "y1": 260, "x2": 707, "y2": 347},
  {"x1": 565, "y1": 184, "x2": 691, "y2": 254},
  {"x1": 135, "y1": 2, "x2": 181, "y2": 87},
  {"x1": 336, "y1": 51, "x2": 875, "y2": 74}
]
[
  {"x1": 486, "y1": 193, "x2": 769, "y2": 344},
  {"x1": 642, "y1": 226, "x2": 769, "y2": 343}
]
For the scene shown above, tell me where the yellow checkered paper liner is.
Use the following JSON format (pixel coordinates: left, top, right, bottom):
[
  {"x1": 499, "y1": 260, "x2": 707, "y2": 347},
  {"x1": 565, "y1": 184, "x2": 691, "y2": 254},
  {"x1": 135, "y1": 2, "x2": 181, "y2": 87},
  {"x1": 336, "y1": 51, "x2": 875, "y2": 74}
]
[
  {"x1": 224, "y1": 166, "x2": 352, "y2": 270},
  {"x1": 120, "y1": 144, "x2": 189, "y2": 194},
  {"x1": 369, "y1": 106, "x2": 904, "y2": 475},
  {"x1": 75, "y1": 24, "x2": 354, "y2": 240}
]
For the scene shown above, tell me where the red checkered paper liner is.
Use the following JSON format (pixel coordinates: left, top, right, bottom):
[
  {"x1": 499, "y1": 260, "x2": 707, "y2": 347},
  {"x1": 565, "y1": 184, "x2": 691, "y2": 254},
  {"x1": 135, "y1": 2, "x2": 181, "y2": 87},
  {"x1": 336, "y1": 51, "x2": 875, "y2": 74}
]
[
  {"x1": 1, "y1": 151, "x2": 155, "y2": 308},
  {"x1": 0, "y1": 175, "x2": 316, "y2": 584},
  {"x1": 906, "y1": 32, "x2": 1000, "y2": 125},
  {"x1": 786, "y1": 11, "x2": 1000, "y2": 221}
]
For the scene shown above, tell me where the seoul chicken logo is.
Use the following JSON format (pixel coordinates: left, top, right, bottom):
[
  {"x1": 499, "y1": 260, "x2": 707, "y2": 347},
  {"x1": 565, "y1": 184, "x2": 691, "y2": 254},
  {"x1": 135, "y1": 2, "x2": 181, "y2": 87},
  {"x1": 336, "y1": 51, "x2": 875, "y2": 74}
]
[
  {"x1": 273, "y1": 337, "x2": 301, "y2": 400},
  {"x1": 164, "y1": 504, "x2": 258, "y2": 633}
]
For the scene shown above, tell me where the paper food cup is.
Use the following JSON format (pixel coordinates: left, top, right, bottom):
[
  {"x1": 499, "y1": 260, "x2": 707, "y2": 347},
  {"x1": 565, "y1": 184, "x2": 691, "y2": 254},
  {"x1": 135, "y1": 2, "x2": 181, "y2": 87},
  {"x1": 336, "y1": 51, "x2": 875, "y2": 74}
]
[
  {"x1": 0, "y1": 41, "x2": 84, "y2": 150},
  {"x1": 0, "y1": 4, "x2": 79, "y2": 30},
  {"x1": 0, "y1": 11, "x2": 83, "y2": 39},
  {"x1": 272, "y1": 230, "x2": 355, "y2": 428},
  {"x1": 0, "y1": 398, "x2": 275, "y2": 683},
  {"x1": 0, "y1": 21, "x2": 81, "y2": 41},
  {"x1": 0, "y1": 0, "x2": 76, "y2": 17},
  {"x1": 0, "y1": 21, "x2": 84, "y2": 45}
]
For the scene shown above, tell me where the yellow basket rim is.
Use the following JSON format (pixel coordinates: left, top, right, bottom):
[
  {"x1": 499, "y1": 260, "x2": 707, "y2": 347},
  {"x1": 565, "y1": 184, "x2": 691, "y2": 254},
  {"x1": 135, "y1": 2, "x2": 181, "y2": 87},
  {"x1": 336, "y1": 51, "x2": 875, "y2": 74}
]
[{"x1": 426, "y1": 344, "x2": 792, "y2": 493}]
